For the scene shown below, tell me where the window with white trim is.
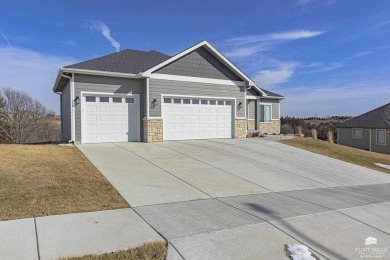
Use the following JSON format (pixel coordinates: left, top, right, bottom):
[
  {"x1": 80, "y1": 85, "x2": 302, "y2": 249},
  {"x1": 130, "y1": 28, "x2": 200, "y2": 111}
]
[
  {"x1": 260, "y1": 104, "x2": 272, "y2": 122},
  {"x1": 352, "y1": 128, "x2": 363, "y2": 139},
  {"x1": 376, "y1": 129, "x2": 386, "y2": 145}
]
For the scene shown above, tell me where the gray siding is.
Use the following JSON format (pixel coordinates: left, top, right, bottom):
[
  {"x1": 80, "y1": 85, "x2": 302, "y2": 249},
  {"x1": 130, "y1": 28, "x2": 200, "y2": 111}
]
[
  {"x1": 247, "y1": 99, "x2": 256, "y2": 120},
  {"x1": 74, "y1": 74, "x2": 146, "y2": 142},
  {"x1": 149, "y1": 78, "x2": 245, "y2": 118},
  {"x1": 259, "y1": 98, "x2": 280, "y2": 119},
  {"x1": 156, "y1": 47, "x2": 242, "y2": 81},
  {"x1": 371, "y1": 129, "x2": 390, "y2": 154},
  {"x1": 61, "y1": 81, "x2": 71, "y2": 141},
  {"x1": 338, "y1": 128, "x2": 370, "y2": 150}
]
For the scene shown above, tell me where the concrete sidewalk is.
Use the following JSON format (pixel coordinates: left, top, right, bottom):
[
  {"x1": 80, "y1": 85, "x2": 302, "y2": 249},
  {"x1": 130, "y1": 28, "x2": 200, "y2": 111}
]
[{"x1": 0, "y1": 209, "x2": 163, "y2": 260}]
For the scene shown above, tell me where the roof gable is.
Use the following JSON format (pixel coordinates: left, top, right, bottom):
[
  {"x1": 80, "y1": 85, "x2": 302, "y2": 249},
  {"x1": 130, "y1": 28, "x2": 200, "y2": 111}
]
[
  {"x1": 65, "y1": 49, "x2": 171, "y2": 74},
  {"x1": 338, "y1": 103, "x2": 390, "y2": 129},
  {"x1": 155, "y1": 47, "x2": 242, "y2": 81}
]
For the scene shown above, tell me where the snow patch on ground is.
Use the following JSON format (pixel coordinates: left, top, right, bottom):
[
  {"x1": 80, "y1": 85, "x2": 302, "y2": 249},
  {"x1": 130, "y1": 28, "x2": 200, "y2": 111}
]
[
  {"x1": 374, "y1": 163, "x2": 390, "y2": 170},
  {"x1": 286, "y1": 244, "x2": 315, "y2": 260}
]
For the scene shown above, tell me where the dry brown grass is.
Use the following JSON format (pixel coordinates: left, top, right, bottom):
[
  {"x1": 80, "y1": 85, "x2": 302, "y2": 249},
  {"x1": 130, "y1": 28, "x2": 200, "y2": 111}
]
[
  {"x1": 0, "y1": 144, "x2": 129, "y2": 221},
  {"x1": 64, "y1": 241, "x2": 168, "y2": 260},
  {"x1": 279, "y1": 138, "x2": 390, "y2": 174}
]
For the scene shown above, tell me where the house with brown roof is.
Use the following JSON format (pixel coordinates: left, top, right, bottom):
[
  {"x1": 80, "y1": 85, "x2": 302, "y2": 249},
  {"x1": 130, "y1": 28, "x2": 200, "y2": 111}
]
[{"x1": 337, "y1": 103, "x2": 390, "y2": 154}]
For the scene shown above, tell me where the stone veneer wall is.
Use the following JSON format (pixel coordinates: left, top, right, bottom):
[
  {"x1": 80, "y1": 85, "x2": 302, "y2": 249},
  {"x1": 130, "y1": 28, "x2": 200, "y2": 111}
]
[
  {"x1": 247, "y1": 120, "x2": 256, "y2": 131},
  {"x1": 143, "y1": 118, "x2": 163, "y2": 142},
  {"x1": 259, "y1": 120, "x2": 280, "y2": 134},
  {"x1": 235, "y1": 119, "x2": 247, "y2": 138}
]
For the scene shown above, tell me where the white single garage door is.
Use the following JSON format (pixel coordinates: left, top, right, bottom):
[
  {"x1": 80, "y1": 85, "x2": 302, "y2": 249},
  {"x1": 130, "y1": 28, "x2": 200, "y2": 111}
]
[
  {"x1": 162, "y1": 97, "x2": 233, "y2": 141},
  {"x1": 82, "y1": 95, "x2": 139, "y2": 143}
]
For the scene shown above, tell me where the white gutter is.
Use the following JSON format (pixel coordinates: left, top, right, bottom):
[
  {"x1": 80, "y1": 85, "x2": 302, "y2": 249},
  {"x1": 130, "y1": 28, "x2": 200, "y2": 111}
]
[{"x1": 61, "y1": 68, "x2": 143, "y2": 78}]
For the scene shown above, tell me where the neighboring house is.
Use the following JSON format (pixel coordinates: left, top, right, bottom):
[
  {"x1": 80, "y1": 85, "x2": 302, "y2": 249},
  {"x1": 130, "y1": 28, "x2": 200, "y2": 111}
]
[
  {"x1": 52, "y1": 41, "x2": 284, "y2": 144},
  {"x1": 337, "y1": 103, "x2": 390, "y2": 154}
]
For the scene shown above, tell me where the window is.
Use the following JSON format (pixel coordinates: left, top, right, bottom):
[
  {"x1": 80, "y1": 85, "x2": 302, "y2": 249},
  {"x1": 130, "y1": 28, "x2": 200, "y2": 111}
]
[
  {"x1": 217, "y1": 101, "x2": 224, "y2": 105},
  {"x1": 173, "y1": 99, "x2": 181, "y2": 104},
  {"x1": 260, "y1": 104, "x2": 272, "y2": 122},
  {"x1": 376, "y1": 129, "x2": 386, "y2": 145},
  {"x1": 125, "y1": 98, "x2": 134, "y2": 103},
  {"x1": 225, "y1": 101, "x2": 232, "y2": 105},
  {"x1": 164, "y1": 98, "x2": 172, "y2": 103},
  {"x1": 99, "y1": 97, "x2": 109, "y2": 102},
  {"x1": 209, "y1": 100, "x2": 216, "y2": 105},
  {"x1": 183, "y1": 99, "x2": 190, "y2": 104},
  {"x1": 201, "y1": 100, "x2": 208, "y2": 105},
  {"x1": 352, "y1": 128, "x2": 363, "y2": 139},
  {"x1": 113, "y1": 97, "x2": 122, "y2": 103},
  {"x1": 192, "y1": 99, "x2": 199, "y2": 104},
  {"x1": 86, "y1": 96, "x2": 96, "y2": 102}
]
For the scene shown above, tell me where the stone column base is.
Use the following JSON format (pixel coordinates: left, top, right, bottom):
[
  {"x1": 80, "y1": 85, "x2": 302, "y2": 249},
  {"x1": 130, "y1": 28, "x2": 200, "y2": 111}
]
[
  {"x1": 247, "y1": 119, "x2": 256, "y2": 131},
  {"x1": 259, "y1": 120, "x2": 281, "y2": 134},
  {"x1": 235, "y1": 119, "x2": 247, "y2": 138},
  {"x1": 143, "y1": 118, "x2": 163, "y2": 142}
]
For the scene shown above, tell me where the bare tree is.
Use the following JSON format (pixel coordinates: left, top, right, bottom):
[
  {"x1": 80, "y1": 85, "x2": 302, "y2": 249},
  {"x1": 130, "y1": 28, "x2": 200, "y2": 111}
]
[{"x1": 0, "y1": 88, "x2": 60, "y2": 143}]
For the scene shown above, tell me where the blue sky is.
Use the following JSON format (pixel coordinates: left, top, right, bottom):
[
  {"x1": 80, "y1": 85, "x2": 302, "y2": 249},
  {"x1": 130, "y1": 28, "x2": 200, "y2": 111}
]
[{"x1": 0, "y1": 0, "x2": 389, "y2": 116}]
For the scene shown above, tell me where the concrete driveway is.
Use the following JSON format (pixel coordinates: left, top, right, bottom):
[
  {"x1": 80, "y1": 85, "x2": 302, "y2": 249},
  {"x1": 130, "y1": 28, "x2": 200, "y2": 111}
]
[{"x1": 78, "y1": 139, "x2": 390, "y2": 260}]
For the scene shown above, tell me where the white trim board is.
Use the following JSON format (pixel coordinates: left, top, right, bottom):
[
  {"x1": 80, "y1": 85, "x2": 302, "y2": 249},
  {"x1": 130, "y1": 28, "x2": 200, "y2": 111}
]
[{"x1": 151, "y1": 73, "x2": 245, "y2": 86}]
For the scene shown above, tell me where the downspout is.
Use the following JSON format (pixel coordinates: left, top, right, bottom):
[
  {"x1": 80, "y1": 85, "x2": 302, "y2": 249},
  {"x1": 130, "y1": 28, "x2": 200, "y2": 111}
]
[{"x1": 369, "y1": 128, "x2": 372, "y2": 151}]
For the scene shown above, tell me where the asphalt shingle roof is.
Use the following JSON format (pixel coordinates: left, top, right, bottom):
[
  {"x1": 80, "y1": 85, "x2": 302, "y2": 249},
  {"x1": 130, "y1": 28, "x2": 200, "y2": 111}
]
[
  {"x1": 65, "y1": 49, "x2": 171, "y2": 74},
  {"x1": 338, "y1": 103, "x2": 390, "y2": 129},
  {"x1": 63, "y1": 48, "x2": 283, "y2": 98},
  {"x1": 259, "y1": 88, "x2": 284, "y2": 98}
]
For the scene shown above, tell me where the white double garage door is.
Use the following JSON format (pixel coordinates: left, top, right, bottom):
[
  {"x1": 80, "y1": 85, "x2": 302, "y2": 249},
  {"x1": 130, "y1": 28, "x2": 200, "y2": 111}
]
[
  {"x1": 82, "y1": 94, "x2": 234, "y2": 143},
  {"x1": 162, "y1": 97, "x2": 233, "y2": 141}
]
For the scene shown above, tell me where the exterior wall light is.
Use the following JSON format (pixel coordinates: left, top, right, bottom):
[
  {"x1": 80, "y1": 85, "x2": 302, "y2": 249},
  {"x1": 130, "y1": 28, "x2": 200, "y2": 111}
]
[
  {"x1": 151, "y1": 98, "x2": 158, "y2": 108},
  {"x1": 73, "y1": 96, "x2": 80, "y2": 107},
  {"x1": 237, "y1": 101, "x2": 243, "y2": 110}
]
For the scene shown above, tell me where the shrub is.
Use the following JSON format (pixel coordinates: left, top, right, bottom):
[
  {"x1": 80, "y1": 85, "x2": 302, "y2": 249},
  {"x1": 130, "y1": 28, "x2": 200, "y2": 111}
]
[
  {"x1": 311, "y1": 129, "x2": 318, "y2": 140},
  {"x1": 297, "y1": 126, "x2": 304, "y2": 137},
  {"x1": 327, "y1": 130, "x2": 334, "y2": 143},
  {"x1": 281, "y1": 124, "x2": 294, "y2": 135}
]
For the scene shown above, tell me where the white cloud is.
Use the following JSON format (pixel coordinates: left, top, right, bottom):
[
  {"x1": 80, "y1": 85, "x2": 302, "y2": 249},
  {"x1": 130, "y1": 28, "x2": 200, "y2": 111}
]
[
  {"x1": 0, "y1": 46, "x2": 79, "y2": 114},
  {"x1": 223, "y1": 30, "x2": 324, "y2": 58},
  {"x1": 252, "y1": 63, "x2": 298, "y2": 86},
  {"x1": 0, "y1": 32, "x2": 12, "y2": 46},
  {"x1": 86, "y1": 20, "x2": 120, "y2": 52},
  {"x1": 227, "y1": 30, "x2": 324, "y2": 45}
]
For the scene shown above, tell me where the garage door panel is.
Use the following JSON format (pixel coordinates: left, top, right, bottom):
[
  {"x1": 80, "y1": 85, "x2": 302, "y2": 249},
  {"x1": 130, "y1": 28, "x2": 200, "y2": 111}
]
[{"x1": 163, "y1": 97, "x2": 233, "y2": 141}]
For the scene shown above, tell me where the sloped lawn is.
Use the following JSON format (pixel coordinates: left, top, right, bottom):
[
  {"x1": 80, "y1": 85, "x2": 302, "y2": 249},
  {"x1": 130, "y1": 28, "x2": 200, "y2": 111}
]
[
  {"x1": 279, "y1": 138, "x2": 390, "y2": 174},
  {"x1": 0, "y1": 144, "x2": 128, "y2": 221}
]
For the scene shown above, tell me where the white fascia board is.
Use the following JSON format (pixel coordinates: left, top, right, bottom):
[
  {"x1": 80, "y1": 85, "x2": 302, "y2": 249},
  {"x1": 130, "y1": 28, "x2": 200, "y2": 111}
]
[
  {"x1": 52, "y1": 70, "x2": 63, "y2": 92},
  {"x1": 61, "y1": 68, "x2": 143, "y2": 78},
  {"x1": 151, "y1": 73, "x2": 245, "y2": 86},
  {"x1": 260, "y1": 96, "x2": 285, "y2": 100}
]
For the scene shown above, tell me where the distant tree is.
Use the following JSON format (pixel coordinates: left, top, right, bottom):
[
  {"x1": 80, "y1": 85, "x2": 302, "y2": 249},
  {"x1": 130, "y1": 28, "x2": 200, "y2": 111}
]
[{"x1": 0, "y1": 88, "x2": 60, "y2": 143}]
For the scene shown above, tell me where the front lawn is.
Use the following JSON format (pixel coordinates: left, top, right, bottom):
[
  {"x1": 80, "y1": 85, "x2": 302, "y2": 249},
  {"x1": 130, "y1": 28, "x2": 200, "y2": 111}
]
[
  {"x1": 64, "y1": 241, "x2": 167, "y2": 260},
  {"x1": 279, "y1": 138, "x2": 390, "y2": 174},
  {"x1": 0, "y1": 144, "x2": 129, "y2": 221}
]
